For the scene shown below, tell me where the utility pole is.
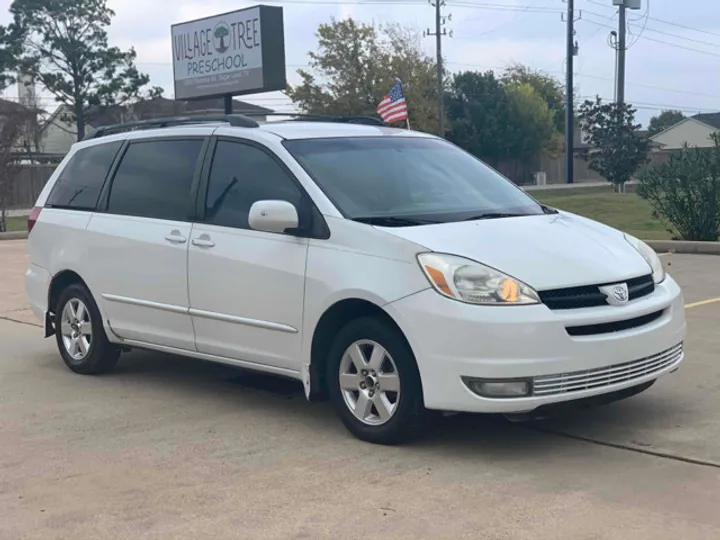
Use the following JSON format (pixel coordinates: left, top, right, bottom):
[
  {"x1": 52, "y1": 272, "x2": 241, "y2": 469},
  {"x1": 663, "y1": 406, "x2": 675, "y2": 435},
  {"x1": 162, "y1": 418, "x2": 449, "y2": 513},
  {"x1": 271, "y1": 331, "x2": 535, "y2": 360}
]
[
  {"x1": 563, "y1": 0, "x2": 579, "y2": 184},
  {"x1": 425, "y1": 1, "x2": 451, "y2": 137},
  {"x1": 616, "y1": 2, "x2": 627, "y2": 106},
  {"x1": 610, "y1": 1, "x2": 642, "y2": 104}
]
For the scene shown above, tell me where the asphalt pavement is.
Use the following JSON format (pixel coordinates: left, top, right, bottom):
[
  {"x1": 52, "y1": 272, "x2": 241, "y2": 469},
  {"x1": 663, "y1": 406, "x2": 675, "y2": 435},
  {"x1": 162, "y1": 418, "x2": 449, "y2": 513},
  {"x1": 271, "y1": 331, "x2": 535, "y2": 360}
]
[{"x1": 1, "y1": 239, "x2": 720, "y2": 539}]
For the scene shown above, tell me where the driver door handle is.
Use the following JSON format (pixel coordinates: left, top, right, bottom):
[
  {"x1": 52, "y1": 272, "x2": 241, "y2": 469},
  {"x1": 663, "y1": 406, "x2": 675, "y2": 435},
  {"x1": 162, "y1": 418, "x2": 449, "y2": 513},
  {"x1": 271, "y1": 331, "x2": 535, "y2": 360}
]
[
  {"x1": 165, "y1": 231, "x2": 187, "y2": 244},
  {"x1": 192, "y1": 235, "x2": 215, "y2": 248}
]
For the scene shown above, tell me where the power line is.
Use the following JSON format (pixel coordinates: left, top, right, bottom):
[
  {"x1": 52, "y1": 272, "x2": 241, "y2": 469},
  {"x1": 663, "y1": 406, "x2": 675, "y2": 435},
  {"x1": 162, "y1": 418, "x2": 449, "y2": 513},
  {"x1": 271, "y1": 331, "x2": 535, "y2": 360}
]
[
  {"x1": 582, "y1": 16, "x2": 720, "y2": 58},
  {"x1": 585, "y1": 0, "x2": 720, "y2": 38},
  {"x1": 445, "y1": 61, "x2": 720, "y2": 100},
  {"x1": 579, "y1": 95, "x2": 715, "y2": 114},
  {"x1": 585, "y1": 10, "x2": 720, "y2": 50},
  {"x1": 454, "y1": 0, "x2": 554, "y2": 37},
  {"x1": 626, "y1": 0, "x2": 650, "y2": 49},
  {"x1": 584, "y1": 8, "x2": 617, "y2": 39}
]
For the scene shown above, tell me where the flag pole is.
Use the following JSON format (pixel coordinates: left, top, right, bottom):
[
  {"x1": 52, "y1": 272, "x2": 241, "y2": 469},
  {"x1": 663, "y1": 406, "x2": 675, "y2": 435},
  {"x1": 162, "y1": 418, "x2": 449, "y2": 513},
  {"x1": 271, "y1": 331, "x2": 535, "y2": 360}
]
[{"x1": 396, "y1": 77, "x2": 411, "y2": 130}]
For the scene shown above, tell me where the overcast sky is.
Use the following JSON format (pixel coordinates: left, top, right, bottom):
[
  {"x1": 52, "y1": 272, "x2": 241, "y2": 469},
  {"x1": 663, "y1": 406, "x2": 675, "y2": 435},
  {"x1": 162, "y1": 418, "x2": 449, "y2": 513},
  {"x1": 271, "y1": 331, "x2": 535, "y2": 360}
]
[{"x1": 2, "y1": 0, "x2": 720, "y2": 126}]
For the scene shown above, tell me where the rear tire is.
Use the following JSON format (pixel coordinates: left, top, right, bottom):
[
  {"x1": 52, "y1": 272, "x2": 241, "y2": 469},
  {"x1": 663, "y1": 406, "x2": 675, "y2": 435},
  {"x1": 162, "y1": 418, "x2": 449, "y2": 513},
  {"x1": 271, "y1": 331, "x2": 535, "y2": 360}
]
[
  {"x1": 55, "y1": 284, "x2": 120, "y2": 375},
  {"x1": 326, "y1": 316, "x2": 428, "y2": 445}
]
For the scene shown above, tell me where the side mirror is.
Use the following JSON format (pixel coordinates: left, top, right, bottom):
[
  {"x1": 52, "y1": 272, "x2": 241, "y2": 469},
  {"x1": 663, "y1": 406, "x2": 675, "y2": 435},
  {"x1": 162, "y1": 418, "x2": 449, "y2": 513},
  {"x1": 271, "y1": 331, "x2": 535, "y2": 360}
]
[{"x1": 248, "y1": 200, "x2": 299, "y2": 234}]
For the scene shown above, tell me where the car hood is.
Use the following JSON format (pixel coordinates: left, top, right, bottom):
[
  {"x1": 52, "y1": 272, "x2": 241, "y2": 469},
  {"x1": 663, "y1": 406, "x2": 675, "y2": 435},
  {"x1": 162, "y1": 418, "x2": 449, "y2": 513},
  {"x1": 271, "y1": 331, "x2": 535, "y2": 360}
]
[{"x1": 378, "y1": 212, "x2": 653, "y2": 290}]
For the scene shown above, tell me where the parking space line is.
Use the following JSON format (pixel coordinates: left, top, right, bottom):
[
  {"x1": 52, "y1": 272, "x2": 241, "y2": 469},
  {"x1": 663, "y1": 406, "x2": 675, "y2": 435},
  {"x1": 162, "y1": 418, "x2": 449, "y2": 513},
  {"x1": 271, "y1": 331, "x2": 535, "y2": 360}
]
[{"x1": 685, "y1": 297, "x2": 720, "y2": 309}]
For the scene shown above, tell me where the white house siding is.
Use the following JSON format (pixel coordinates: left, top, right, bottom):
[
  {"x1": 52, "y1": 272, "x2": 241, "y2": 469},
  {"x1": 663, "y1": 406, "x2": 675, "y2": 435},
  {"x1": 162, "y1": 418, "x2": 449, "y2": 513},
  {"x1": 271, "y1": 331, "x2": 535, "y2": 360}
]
[
  {"x1": 651, "y1": 118, "x2": 719, "y2": 150},
  {"x1": 39, "y1": 117, "x2": 78, "y2": 155}
]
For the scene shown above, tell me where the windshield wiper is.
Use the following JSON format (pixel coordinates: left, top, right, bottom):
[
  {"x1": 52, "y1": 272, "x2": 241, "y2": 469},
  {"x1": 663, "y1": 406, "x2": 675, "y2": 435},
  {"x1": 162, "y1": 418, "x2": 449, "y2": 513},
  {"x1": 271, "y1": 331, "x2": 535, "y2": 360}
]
[
  {"x1": 352, "y1": 216, "x2": 438, "y2": 227},
  {"x1": 462, "y1": 212, "x2": 531, "y2": 221},
  {"x1": 540, "y1": 204, "x2": 560, "y2": 214}
]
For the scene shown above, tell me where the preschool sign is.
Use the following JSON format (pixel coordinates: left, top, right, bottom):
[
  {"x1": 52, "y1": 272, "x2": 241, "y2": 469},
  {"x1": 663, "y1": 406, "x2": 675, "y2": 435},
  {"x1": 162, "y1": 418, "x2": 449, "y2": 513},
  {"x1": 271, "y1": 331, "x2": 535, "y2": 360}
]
[{"x1": 171, "y1": 5, "x2": 286, "y2": 100}]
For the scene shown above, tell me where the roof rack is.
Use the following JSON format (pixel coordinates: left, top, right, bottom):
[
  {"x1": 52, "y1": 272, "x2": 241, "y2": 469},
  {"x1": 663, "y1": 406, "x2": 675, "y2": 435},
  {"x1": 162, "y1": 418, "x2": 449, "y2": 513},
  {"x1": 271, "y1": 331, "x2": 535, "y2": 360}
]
[
  {"x1": 84, "y1": 114, "x2": 259, "y2": 140},
  {"x1": 242, "y1": 112, "x2": 389, "y2": 126}
]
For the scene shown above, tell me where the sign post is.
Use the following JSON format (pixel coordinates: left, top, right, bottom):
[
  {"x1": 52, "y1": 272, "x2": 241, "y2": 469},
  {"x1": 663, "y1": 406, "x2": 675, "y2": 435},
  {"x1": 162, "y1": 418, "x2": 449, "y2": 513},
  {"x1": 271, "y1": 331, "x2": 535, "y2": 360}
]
[{"x1": 171, "y1": 5, "x2": 286, "y2": 110}]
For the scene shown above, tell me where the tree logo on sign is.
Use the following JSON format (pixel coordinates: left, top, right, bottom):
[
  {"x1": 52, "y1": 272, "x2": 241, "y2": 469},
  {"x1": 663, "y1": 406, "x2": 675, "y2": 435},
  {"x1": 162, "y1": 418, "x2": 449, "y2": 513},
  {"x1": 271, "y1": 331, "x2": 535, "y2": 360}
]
[{"x1": 213, "y1": 22, "x2": 231, "y2": 54}]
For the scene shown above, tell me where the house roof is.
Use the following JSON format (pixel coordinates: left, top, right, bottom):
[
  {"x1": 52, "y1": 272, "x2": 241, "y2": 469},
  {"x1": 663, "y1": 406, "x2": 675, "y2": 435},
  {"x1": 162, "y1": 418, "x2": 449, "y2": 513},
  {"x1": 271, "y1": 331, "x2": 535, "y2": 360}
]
[
  {"x1": 649, "y1": 115, "x2": 720, "y2": 142},
  {"x1": 691, "y1": 112, "x2": 720, "y2": 130}
]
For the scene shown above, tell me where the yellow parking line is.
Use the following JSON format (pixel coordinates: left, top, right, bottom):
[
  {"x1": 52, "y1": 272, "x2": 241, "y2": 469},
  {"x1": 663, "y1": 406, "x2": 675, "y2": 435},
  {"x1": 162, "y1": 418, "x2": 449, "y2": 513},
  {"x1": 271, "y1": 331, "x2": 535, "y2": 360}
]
[
  {"x1": 658, "y1": 252, "x2": 671, "y2": 257},
  {"x1": 685, "y1": 297, "x2": 720, "y2": 309}
]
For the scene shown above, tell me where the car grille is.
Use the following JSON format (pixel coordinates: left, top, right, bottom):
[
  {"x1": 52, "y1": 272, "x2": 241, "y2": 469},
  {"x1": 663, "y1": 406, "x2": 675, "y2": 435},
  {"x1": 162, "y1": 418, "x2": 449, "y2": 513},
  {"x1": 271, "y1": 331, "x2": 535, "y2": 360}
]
[
  {"x1": 532, "y1": 343, "x2": 683, "y2": 397},
  {"x1": 538, "y1": 274, "x2": 655, "y2": 310},
  {"x1": 565, "y1": 309, "x2": 665, "y2": 336}
]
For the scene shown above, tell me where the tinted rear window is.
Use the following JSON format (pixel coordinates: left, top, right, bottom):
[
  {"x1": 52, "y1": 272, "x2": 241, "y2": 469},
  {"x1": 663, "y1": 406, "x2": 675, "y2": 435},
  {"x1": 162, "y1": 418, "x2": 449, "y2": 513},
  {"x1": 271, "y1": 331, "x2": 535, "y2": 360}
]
[
  {"x1": 46, "y1": 141, "x2": 122, "y2": 210},
  {"x1": 107, "y1": 139, "x2": 204, "y2": 221}
]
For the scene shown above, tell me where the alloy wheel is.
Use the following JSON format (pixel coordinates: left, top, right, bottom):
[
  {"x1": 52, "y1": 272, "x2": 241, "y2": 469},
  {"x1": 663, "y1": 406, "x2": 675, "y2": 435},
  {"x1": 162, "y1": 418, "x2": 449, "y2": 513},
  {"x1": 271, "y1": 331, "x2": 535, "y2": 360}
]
[
  {"x1": 60, "y1": 298, "x2": 93, "y2": 362},
  {"x1": 338, "y1": 339, "x2": 401, "y2": 426}
]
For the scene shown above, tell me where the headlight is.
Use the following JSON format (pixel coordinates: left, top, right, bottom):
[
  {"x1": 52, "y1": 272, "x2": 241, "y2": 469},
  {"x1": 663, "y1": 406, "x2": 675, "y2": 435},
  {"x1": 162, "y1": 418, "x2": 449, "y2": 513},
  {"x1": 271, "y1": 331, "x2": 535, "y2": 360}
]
[
  {"x1": 624, "y1": 234, "x2": 665, "y2": 284},
  {"x1": 417, "y1": 253, "x2": 540, "y2": 305}
]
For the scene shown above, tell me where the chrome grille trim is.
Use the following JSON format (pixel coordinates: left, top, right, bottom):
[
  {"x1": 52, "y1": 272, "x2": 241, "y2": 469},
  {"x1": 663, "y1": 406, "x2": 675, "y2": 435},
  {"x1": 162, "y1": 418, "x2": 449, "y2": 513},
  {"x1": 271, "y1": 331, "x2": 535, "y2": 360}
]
[{"x1": 532, "y1": 343, "x2": 683, "y2": 396}]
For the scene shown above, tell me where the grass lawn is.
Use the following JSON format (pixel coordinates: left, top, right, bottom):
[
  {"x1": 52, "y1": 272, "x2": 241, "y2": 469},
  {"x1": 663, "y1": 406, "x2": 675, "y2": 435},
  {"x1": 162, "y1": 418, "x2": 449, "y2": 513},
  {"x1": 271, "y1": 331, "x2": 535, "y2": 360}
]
[
  {"x1": 3, "y1": 216, "x2": 26, "y2": 233},
  {"x1": 531, "y1": 186, "x2": 672, "y2": 240}
]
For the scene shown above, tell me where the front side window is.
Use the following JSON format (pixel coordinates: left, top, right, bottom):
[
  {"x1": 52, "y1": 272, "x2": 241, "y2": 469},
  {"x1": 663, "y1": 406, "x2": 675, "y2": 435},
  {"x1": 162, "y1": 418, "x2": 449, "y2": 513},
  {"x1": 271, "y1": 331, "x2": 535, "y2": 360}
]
[
  {"x1": 204, "y1": 140, "x2": 302, "y2": 230},
  {"x1": 283, "y1": 137, "x2": 545, "y2": 225},
  {"x1": 107, "y1": 139, "x2": 204, "y2": 221},
  {"x1": 46, "y1": 141, "x2": 122, "y2": 210}
]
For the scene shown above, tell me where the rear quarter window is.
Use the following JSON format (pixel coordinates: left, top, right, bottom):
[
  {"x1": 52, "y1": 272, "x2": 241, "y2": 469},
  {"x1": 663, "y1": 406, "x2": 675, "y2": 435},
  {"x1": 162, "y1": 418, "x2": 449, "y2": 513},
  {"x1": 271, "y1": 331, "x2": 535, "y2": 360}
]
[
  {"x1": 46, "y1": 141, "x2": 123, "y2": 210},
  {"x1": 106, "y1": 139, "x2": 204, "y2": 222}
]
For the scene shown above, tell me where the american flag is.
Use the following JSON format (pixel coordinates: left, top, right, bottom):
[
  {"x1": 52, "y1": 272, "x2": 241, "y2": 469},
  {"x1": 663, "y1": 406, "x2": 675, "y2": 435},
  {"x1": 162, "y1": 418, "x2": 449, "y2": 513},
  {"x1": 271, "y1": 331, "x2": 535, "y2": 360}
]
[{"x1": 376, "y1": 80, "x2": 409, "y2": 124}]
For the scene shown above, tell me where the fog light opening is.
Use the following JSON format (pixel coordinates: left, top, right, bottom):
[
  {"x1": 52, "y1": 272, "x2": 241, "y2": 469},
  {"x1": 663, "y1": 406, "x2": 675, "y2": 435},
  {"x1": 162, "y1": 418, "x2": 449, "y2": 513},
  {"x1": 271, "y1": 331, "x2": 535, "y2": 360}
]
[{"x1": 463, "y1": 378, "x2": 532, "y2": 398}]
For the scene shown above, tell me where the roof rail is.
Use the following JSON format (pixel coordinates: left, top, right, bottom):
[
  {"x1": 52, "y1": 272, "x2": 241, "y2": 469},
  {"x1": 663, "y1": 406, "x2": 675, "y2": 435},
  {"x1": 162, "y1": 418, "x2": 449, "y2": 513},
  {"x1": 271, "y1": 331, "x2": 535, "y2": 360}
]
[
  {"x1": 242, "y1": 112, "x2": 389, "y2": 127},
  {"x1": 84, "y1": 114, "x2": 259, "y2": 140}
]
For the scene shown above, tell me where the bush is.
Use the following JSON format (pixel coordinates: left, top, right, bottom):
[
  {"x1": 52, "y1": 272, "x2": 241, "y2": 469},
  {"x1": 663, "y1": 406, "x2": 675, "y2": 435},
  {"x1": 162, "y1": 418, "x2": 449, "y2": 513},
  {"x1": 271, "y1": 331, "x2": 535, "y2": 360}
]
[{"x1": 637, "y1": 136, "x2": 720, "y2": 241}]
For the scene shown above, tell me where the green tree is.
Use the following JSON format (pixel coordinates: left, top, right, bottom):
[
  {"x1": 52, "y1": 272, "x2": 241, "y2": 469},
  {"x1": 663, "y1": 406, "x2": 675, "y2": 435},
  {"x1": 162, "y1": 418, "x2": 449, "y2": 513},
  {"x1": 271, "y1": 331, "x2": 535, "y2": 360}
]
[
  {"x1": 638, "y1": 135, "x2": 720, "y2": 241},
  {"x1": 502, "y1": 63, "x2": 565, "y2": 133},
  {"x1": 505, "y1": 82, "x2": 560, "y2": 162},
  {"x1": 445, "y1": 70, "x2": 511, "y2": 165},
  {"x1": 445, "y1": 71, "x2": 558, "y2": 168},
  {"x1": 577, "y1": 97, "x2": 649, "y2": 192},
  {"x1": 647, "y1": 109, "x2": 685, "y2": 137},
  {"x1": 7, "y1": 0, "x2": 150, "y2": 140},
  {"x1": 286, "y1": 18, "x2": 438, "y2": 133}
]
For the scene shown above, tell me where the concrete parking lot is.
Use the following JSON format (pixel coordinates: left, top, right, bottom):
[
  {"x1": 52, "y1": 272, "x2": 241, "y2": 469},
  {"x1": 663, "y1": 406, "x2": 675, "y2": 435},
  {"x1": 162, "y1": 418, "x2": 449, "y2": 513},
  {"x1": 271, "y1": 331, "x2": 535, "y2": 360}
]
[{"x1": 2, "y1": 239, "x2": 720, "y2": 539}]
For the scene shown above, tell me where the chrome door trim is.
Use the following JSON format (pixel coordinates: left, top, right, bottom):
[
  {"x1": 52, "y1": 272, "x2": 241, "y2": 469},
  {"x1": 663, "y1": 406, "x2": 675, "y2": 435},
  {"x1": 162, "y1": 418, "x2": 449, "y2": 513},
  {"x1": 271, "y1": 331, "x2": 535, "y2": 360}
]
[
  {"x1": 101, "y1": 296, "x2": 299, "y2": 334},
  {"x1": 188, "y1": 308, "x2": 299, "y2": 334},
  {"x1": 102, "y1": 294, "x2": 188, "y2": 315}
]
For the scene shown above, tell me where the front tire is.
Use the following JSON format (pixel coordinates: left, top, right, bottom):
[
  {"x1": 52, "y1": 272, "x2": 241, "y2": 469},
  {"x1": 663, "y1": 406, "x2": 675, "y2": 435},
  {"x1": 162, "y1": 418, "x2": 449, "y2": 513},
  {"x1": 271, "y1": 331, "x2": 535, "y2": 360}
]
[
  {"x1": 55, "y1": 284, "x2": 120, "y2": 375},
  {"x1": 326, "y1": 316, "x2": 428, "y2": 445}
]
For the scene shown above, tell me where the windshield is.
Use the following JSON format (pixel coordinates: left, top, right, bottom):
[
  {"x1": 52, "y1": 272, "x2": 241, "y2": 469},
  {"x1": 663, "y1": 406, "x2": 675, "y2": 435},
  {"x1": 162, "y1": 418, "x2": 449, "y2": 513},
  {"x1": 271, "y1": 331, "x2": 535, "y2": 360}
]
[{"x1": 283, "y1": 137, "x2": 544, "y2": 225}]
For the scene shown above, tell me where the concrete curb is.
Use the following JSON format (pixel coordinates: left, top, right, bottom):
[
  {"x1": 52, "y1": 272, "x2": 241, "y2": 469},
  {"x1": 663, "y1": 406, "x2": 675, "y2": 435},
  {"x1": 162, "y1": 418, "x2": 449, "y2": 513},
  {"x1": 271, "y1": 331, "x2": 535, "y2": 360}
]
[
  {"x1": 0, "y1": 231, "x2": 28, "y2": 241},
  {"x1": 647, "y1": 240, "x2": 720, "y2": 255}
]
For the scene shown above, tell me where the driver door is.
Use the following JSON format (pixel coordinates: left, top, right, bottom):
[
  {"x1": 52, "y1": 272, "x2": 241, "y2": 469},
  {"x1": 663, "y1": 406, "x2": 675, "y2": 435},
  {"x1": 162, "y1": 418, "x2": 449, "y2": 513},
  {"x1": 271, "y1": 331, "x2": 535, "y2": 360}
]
[{"x1": 188, "y1": 138, "x2": 308, "y2": 372}]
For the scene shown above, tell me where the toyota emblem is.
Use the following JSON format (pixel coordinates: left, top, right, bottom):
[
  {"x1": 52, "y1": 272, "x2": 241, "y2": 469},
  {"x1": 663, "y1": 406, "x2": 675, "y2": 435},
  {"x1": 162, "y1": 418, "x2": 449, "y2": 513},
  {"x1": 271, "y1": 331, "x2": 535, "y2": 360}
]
[{"x1": 599, "y1": 282, "x2": 630, "y2": 306}]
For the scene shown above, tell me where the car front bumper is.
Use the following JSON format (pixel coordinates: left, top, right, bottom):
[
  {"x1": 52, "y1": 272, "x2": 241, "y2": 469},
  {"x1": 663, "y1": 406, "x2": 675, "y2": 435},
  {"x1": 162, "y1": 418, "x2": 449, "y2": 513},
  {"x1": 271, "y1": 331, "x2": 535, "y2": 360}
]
[{"x1": 384, "y1": 275, "x2": 686, "y2": 413}]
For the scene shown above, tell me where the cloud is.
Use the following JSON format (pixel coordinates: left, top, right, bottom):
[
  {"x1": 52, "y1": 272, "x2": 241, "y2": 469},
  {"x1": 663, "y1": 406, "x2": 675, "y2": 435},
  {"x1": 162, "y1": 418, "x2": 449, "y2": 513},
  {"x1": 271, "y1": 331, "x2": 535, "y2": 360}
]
[{"x1": 4, "y1": 0, "x2": 720, "y2": 124}]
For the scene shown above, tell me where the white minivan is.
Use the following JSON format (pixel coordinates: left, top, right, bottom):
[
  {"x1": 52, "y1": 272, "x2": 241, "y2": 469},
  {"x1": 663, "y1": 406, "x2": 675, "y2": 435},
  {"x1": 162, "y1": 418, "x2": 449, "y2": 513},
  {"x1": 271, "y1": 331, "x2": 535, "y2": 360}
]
[{"x1": 25, "y1": 114, "x2": 686, "y2": 444}]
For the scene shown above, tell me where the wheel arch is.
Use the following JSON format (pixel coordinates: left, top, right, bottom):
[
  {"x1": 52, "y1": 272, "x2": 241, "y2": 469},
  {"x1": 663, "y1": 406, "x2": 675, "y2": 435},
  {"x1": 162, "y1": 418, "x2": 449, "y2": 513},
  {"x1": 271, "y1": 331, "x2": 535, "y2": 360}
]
[
  {"x1": 308, "y1": 298, "x2": 416, "y2": 401},
  {"x1": 48, "y1": 270, "x2": 90, "y2": 315},
  {"x1": 46, "y1": 270, "x2": 96, "y2": 338}
]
